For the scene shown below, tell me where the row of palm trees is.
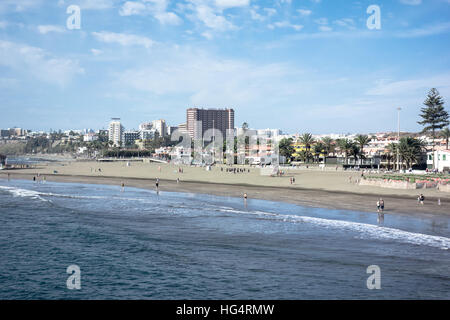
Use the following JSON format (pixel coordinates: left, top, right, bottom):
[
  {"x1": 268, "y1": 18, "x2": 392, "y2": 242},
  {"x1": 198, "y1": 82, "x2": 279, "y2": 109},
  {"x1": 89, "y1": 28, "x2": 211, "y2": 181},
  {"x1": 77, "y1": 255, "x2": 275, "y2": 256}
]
[
  {"x1": 295, "y1": 133, "x2": 372, "y2": 164},
  {"x1": 293, "y1": 133, "x2": 428, "y2": 169}
]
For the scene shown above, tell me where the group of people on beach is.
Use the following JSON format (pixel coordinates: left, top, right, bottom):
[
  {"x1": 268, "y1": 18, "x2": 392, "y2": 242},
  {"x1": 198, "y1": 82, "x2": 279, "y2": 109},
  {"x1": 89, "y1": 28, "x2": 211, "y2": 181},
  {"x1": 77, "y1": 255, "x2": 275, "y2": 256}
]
[
  {"x1": 222, "y1": 167, "x2": 250, "y2": 174},
  {"x1": 289, "y1": 177, "x2": 296, "y2": 184}
]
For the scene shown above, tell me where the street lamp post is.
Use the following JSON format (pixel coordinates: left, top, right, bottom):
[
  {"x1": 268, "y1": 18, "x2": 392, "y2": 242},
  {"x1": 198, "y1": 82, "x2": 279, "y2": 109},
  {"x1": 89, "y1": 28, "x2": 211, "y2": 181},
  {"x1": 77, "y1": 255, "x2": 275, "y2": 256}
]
[{"x1": 397, "y1": 107, "x2": 401, "y2": 171}]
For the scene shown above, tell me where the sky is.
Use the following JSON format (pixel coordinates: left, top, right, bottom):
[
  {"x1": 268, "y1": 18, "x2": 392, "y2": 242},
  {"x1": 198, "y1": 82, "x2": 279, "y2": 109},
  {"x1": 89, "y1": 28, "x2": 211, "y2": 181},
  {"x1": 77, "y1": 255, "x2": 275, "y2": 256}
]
[{"x1": 0, "y1": 0, "x2": 449, "y2": 134}]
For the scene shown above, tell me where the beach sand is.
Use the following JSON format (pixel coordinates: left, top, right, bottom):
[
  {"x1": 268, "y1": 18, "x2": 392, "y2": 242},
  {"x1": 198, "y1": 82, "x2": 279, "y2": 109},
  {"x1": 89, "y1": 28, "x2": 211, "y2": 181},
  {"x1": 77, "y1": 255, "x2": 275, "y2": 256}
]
[{"x1": 1, "y1": 160, "x2": 449, "y2": 218}]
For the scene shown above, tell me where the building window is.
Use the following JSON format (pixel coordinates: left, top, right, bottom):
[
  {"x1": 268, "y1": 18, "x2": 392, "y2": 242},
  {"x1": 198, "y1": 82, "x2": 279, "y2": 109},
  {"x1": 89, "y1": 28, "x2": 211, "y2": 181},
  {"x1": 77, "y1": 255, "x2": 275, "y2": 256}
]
[{"x1": 444, "y1": 155, "x2": 447, "y2": 161}]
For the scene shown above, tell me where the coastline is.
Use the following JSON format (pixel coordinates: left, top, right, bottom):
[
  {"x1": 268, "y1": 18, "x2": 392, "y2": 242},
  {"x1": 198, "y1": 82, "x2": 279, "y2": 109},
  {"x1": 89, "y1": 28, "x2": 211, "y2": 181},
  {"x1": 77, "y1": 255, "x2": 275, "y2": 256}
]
[{"x1": 1, "y1": 171, "x2": 449, "y2": 219}]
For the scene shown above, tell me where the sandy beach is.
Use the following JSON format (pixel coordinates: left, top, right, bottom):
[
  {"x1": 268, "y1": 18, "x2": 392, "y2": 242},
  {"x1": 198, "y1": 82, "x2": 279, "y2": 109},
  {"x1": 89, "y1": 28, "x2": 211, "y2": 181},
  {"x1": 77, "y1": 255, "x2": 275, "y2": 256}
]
[{"x1": 1, "y1": 160, "x2": 449, "y2": 218}]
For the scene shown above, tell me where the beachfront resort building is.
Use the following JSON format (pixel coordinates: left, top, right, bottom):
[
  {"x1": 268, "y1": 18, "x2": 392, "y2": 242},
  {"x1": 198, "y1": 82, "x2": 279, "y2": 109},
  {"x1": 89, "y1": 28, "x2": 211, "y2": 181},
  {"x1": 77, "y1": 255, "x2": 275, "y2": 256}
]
[
  {"x1": 123, "y1": 131, "x2": 140, "y2": 146},
  {"x1": 108, "y1": 118, "x2": 124, "y2": 147},
  {"x1": 138, "y1": 120, "x2": 167, "y2": 137},
  {"x1": 186, "y1": 108, "x2": 235, "y2": 140}
]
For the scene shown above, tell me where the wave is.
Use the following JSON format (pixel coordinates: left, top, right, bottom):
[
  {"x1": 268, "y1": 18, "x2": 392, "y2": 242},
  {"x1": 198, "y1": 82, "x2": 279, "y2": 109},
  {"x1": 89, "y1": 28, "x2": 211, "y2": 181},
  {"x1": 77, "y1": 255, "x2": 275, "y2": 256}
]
[
  {"x1": 0, "y1": 186, "x2": 51, "y2": 202},
  {"x1": 229, "y1": 209, "x2": 450, "y2": 250}
]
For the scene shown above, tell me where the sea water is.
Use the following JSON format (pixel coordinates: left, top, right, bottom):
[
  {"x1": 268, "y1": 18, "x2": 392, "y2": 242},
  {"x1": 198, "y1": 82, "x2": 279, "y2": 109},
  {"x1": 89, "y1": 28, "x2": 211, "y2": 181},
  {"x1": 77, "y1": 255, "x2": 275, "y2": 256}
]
[{"x1": 0, "y1": 179, "x2": 448, "y2": 299}]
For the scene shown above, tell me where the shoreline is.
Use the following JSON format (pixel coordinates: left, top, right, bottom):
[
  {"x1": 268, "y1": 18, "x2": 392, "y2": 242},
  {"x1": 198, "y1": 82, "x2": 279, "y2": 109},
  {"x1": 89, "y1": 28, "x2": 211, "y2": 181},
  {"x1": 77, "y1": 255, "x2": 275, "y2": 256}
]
[{"x1": 1, "y1": 171, "x2": 449, "y2": 219}]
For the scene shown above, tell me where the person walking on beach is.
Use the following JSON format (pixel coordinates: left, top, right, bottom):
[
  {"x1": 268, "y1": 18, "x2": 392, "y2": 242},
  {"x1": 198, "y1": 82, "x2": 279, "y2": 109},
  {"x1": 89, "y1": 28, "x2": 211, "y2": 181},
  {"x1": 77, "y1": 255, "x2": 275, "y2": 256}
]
[
  {"x1": 418, "y1": 194, "x2": 425, "y2": 205},
  {"x1": 380, "y1": 198, "x2": 384, "y2": 212},
  {"x1": 155, "y1": 178, "x2": 160, "y2": 189},
  {"x1": 121, "y1": 182, "x2": 125, "y2": 192},
  {"x1": 176, "y1": 177, "x2": 180, "y2": 184},
  {"x1": 376, "y1": 199, "x2": 381, "y2": 213},
  {"x1": 7, "y1": 173, "x2": 10, "y2": 181}
]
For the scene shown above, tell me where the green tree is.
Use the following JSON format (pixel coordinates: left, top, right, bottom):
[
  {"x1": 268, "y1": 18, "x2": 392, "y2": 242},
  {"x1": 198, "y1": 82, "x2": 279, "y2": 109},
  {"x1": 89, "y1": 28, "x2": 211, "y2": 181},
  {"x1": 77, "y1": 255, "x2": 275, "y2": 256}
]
[
  {"x1": 336, "y1": 138, "x2": 354, "y2": 165},
  {"x1": 278, "y1": 138, "x2": 294, "y2": 162},
  {"x1": 387, "y1": 142, "x2": 398, "y2": 170},
  {"x1": 320, "y1": 137, "x2": 334, "y2": 156},
  {"x1": 418, "y1": 88, "x2": 449, "y2": 168},
  {"x1": 313, "y1": 142, "x2": 326, "y2": 163},
  {"x1": 354, "y1": 135, "x2": 372, "y2": 162},
  {"x1": 298, "y1": 133, "x2": 315, "y2": 163},
  {"x1": 440, "y1": 127, "x2": 450, "y2": 150},
  {"x1": 397, "y1": 137, "x2": 425, "y2": 169}
]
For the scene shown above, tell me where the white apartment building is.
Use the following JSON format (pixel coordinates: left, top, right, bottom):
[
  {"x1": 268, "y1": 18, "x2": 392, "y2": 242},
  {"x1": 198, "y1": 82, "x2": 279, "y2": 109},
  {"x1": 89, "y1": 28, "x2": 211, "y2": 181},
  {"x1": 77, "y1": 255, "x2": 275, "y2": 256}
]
[
  {"x1": 108, "y1": 118, "x2": 124, "y2": 147},
  {"x1": 152, "y1": 119, "x2": 167, "y2": 137},
  {"x1": 427, "y1": 150, "x2": 450, "y2": 172}
]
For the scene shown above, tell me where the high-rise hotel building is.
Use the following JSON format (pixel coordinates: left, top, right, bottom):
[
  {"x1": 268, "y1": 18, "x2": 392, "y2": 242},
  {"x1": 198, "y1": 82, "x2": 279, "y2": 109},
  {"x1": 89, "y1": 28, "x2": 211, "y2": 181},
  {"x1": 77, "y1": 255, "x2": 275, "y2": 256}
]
[
  {"x1": 108, "y1": 118, "x2": 124, "y2": 146},
  {"x1": 186, "y1": 108, "x2": 234, "y2": 140}
]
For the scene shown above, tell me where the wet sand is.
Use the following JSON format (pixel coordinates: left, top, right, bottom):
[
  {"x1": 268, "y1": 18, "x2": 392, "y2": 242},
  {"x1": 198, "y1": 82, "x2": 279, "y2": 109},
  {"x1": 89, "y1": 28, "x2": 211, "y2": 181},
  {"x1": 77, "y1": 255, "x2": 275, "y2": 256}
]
[{"x1": 1, "y1": 160, "x2": 449, "y2": 218}]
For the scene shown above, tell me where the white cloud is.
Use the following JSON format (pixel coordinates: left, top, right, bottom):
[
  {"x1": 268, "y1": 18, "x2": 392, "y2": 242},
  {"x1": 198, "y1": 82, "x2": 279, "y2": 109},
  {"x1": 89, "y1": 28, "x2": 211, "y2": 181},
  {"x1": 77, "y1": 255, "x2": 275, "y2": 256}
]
[
  {"x1": 214, "y1": 0, "x2": 250, "y2": 10},
  {"x1": 119, "y1": 0, "x2": 182, "y2": 25},
  {"x1": 399, "y1": 0, "x2": 422, "y2": 5},
  {"x1": 393, "y1": 22, "x2": 450, "y2": 38},
  {"x1": 314, "y1": 18, "x2": 328, "y2": 25},
  {"x1": 114, "y1": 46, "x2": 304, "y2": 108},
  {"x1": 155, "y1": 11, "x2": 183, "y2": 25},
  {"x1": 92, "y1": 31, "x2": 154, "y2": 48},
  {"x1": 334, "y1": 18, "x2": 355, "y2": 29},
  {"x1": 366, "y1": 74, "x2": 450, "y2": 96},
  {"x1": 201, "y1": 31, "x2": 214, "y2": 39},
  {"x1": 319, "y1": 26, "x2": 332, "y2": 32},
  {"x1": 77, "y1": 0, "x2": 116, "y2": 10},
  {"x1": 0, "y1": 0, "x2": 42, "y2": 12},
  {"x1": 91, "y1": 49, "x2": 103, "y2": 56},
  {"x1": 297, "y1": 9, "x2": 312, "y2": 16},
  {"x1": 0, "y1": 40, "x2": 84, "y2": 86},
  {"x1": 193, "y1": 3, "x2": 237, "y2": 31},
  {"x1": 37, "y1": 25, "x2": 66, "y2": 34},
  {"x1": 268, "y1": 21, "x2": 303, "y2": 31},
  {"x1": 263, "y1": 8, "x2": 277, "y2": 16},
  {"x1": 58, "y1": 0, "x2": 117, "y2": 10},
  {"x1": 119, "y1": 1, "x2": 147, "y2": 15}
]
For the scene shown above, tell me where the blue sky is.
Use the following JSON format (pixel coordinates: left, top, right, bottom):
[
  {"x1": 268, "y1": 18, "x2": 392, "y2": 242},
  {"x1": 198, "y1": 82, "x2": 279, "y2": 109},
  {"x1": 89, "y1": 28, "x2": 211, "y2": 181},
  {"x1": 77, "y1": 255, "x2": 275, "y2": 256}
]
[{"x1": 0, "y1": 0, "x2": 449, "y2": 134}]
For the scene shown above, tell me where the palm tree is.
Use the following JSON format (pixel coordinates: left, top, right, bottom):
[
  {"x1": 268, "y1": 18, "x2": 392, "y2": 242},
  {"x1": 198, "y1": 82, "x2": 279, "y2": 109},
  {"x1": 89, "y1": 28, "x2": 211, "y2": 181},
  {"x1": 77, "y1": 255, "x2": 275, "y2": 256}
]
[
  {"x1": 349, "y1": 143, "x2": 361, "y2": 163},
  {"x1": 321, "y1": 137, "x2": 334, "y2": 156},
  {"x1": 397, "y1": 137, "x2": 426, "y2": 169},
  {"x1": 386, "y1": 143, "x2": 398, "y2": 170},
  {"x1": 298, "y1": 133, "x2": 315, "y2": 163},
  {"x1": 440, "y1": 127, "x2": 450, "y2": 150},
  {"x1": 354, "y1": 135, "x2": 372, "y2": 163},
  {"x1": 336, "y1": 138, "x2": 354, "y2": 165},
  {"x1": 313, "y1": 142, "x2": 325, "y2": 163}
]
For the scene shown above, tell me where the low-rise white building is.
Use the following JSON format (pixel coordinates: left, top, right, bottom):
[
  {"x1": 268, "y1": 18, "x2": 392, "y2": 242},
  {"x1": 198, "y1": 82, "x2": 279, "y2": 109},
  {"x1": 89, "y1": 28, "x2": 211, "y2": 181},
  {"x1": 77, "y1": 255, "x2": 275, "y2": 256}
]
[{"x1": 427, "y1": 150, "x2": 450, "y2": 172}]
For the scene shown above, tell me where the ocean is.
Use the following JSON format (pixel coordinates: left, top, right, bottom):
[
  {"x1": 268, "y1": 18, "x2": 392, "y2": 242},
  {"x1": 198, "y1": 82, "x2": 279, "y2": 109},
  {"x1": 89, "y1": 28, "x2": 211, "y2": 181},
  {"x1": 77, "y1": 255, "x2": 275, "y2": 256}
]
[{"x1": 0, "y1": 179, "x2": 449, "y2": 299}]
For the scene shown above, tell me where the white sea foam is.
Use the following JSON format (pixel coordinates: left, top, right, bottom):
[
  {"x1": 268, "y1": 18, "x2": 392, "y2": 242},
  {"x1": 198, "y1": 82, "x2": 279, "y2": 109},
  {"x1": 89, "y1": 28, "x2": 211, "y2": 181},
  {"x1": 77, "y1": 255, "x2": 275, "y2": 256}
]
[
  {"x1": 0, "y1": 186, "x2": 50, "y2": 202},
  {"x1": 235, "y1": 209, "x2": 450, "y2": 250}
]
